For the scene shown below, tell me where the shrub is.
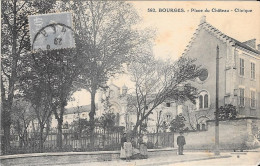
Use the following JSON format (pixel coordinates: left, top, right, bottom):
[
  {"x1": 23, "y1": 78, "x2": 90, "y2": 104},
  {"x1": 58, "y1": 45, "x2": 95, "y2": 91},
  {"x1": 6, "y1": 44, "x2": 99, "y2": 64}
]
[{"x1": 146, "y1": 142, "x2": 154, "y2": 149}]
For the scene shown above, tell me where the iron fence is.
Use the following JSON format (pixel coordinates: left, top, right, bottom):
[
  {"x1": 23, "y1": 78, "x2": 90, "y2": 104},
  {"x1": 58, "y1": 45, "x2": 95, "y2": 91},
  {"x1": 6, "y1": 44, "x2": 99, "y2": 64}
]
[
  {"x1": 7, "y1": 127, "x2": 122, "y2": 155},
  {"x1": 147, "y1": 132, "x2": 174, "y2": 148},
  {"x1": 5, "y1": 129, "x2": 175, "y2": 155}
]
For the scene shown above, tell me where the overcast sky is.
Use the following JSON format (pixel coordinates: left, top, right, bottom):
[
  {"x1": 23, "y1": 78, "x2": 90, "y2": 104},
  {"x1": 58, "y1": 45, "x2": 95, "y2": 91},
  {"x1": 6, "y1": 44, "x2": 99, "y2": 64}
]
[{"x1": 67, "y1": 1, "x2": 260, "y2": 108}]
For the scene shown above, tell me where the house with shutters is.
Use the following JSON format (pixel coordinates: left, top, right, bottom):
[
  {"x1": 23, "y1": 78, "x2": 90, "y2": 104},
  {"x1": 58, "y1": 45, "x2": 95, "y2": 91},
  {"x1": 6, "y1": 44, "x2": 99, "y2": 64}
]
[{"x1": 179, "y1": 16, "x2": 260, "y2": 130}]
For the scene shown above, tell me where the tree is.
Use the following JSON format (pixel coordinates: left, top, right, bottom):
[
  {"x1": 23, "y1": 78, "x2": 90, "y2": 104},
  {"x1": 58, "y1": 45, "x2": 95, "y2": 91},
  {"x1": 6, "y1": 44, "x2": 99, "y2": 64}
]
[
  {"x1": 18, "y1": 56, "x2": 58, "y2": 151},
  {"x1": 69, "y1": 118, "x2": 92, "y2": 139},
  {"x1": 170, "y1": 114, "x2": 186, "y2": 132},
  {"x1": 1, "y1": 0, "x2": 55, "y2": 153},
  {"x1": 218, "y1": 104, "x2": 237, "y2": 120},
  {"x1": 11, "y1": 99, "x2": 36, "y2": 148},
  {"x1": 155, "y1": 110, "x2": 163, "y2": 146},
  {"x1": 27, "y1": 47, "x2": 82, "y2": 149},
  {"x1": 127, "y1": 55, "x2": 202, "y2": 134},
  {"x1": 98, "y1": 112, "x2": 116, "y2": 133},
  {"x1": 64, "y1": 1, "x2": 153, "y2": 146}
]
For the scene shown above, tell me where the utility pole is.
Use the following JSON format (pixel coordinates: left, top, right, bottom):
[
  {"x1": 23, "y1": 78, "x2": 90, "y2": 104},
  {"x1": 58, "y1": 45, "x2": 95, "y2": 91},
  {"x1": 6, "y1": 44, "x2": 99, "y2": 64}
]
[{"x1": 215, "y1": 45, "x2": 220, "y2": 155}]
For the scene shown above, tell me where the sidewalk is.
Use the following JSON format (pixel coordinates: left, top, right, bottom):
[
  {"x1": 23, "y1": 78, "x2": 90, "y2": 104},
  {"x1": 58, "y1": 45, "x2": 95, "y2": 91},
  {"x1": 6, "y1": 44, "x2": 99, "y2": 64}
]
[
  {"x1": 0, "y1": 149, "x2": 232, "y2": 166},
  {"x1": 1, "y1": 148, "x2": 258, "y2": 166},
  {"x1": 64, "y1": 151, "x2": 231, "y2": 166}
]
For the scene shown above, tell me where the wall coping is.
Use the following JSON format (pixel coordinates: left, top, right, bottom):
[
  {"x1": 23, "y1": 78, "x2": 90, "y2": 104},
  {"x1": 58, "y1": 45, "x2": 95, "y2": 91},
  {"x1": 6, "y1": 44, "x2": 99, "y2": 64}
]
[{"x1": 206, "y1": 117, "x2": 260, "y2": 123}]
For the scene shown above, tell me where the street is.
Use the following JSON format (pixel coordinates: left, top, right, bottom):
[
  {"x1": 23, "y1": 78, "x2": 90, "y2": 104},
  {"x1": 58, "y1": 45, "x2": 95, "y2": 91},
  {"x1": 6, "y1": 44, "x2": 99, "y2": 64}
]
[
  {"x1": 172, "y1": 152, "x2": 260, "y2": 166},
  {"x1": 1, "y1": 149, "x2": 259, "y2": 166}
]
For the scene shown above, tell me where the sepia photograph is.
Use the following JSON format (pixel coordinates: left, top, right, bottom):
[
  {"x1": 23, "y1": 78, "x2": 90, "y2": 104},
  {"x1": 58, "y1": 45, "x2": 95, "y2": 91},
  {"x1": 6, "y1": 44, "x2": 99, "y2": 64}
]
[{"x1": 1, "y1": 1, "x2": 260, "y2": 166}]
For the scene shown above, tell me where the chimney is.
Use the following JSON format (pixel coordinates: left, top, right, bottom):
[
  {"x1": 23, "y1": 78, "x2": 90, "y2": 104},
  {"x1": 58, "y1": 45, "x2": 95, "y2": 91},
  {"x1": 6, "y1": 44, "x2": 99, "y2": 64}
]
[
  {"x1": 243, "y1": 39, "x2": 256, "y2": 49},
  {"x1": 257, "y1": 44, "x2": 260, "y2": 51},
  {"x1": 200, "y1": 15, "x2": 206, "y2": 24}
]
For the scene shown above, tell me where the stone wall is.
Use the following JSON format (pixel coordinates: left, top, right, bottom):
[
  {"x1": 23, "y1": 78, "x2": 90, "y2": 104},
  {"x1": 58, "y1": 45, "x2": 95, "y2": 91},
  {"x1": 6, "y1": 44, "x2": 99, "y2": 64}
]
[{"x1": 174, "y1": 118, "x2": 260, "y2": 150}]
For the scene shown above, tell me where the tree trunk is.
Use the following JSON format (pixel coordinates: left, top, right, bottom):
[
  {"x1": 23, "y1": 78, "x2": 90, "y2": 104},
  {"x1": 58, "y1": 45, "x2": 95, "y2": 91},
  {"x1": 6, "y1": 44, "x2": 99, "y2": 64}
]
[
  {"x1": 2, "y1": 107, "x2": 11, "y2": 154},
  {"x1": 39, "y1": 127, "x2": 44, "y2": 152},
  {"x1": 156, "y1": 125, "x2": 159, "y2": 148},
  {"x1": 89, "y1": 90, "x2": 96, "y2": 150},
  {"x1": 57, "y1": 119, "x2": 63, "y2": 150}
]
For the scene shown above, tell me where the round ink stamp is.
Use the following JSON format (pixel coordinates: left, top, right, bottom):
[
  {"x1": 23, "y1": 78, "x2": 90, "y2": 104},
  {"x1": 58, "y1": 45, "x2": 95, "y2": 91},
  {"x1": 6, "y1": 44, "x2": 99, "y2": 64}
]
[{"x1": 28, "y1": 12, "x2": 75, "y2": 51}]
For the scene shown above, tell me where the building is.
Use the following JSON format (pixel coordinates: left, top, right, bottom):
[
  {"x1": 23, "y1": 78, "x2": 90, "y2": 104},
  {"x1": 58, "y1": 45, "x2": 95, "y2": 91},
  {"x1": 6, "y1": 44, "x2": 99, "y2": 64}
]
[
  {"x1": 51, "y1": 105, "x2": 91, "y2": 129},
  {"x1": 180, "y1": 16, "x2": 260, "y2": 129},
  {"x1": 52, "y1": 16, "x2": 259, "y2": 133},
  {"x1": 96, "y1": 83, "x2": 182, "y2": 133}
]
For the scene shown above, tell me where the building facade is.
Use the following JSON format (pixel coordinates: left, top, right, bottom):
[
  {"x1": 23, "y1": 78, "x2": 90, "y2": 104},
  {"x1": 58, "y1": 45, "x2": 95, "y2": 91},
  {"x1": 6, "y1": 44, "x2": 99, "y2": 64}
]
[
  {"x1": 51, "y1": 16, "x2": 259, "y2": 133},
  {"x1": 180, "y1": 16, "x2": 260, "y2": 129}
]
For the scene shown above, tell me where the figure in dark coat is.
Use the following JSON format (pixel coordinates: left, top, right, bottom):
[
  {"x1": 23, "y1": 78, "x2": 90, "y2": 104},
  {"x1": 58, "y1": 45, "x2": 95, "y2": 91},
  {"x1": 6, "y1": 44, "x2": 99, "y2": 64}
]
[{"x1": 177, "y1": 132, "x2": 186, "y2": 155}]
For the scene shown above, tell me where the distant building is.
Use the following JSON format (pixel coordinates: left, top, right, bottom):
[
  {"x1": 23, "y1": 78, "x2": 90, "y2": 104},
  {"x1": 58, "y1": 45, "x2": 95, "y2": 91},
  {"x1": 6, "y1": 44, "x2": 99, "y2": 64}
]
[
  {"x1": 51, "y1": 105, "x2": 92, "y2": 129},
  {"x1": 96, "y1": 83, "x2": 181, "y2": 133},
  {"x1": 180, "y1": 16, "x2": 260, "y2": 129}
]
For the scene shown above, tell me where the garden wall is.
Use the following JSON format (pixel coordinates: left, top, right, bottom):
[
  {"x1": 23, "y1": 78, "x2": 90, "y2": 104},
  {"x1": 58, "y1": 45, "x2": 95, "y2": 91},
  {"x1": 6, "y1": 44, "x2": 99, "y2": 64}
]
[{"x1": 174, "y1": 118, "x2": 260, "y2": 150}]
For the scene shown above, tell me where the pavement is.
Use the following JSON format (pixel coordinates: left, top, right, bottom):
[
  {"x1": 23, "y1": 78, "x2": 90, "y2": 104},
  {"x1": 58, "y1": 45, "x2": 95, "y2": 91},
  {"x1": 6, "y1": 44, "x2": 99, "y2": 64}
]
[
  {"x1": 70, "y1": 151, "x2": 233, "y2": 166},
  {"x1": 1, "y1": 148, "x2": 260, "y2": 166},
  {"x1": 0, "y1": 148, "x2": 235, "y2": 166}
]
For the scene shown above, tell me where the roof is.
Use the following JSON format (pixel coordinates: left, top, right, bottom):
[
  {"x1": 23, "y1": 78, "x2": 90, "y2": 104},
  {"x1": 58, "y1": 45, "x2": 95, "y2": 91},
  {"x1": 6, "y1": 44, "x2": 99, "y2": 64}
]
[
  {"x1": 183, "y1": 19, "x2": 260, "y2": 56},
  {"x1": 109, "y1": 83, "x2": 120, "y2": 90},
  {"x1": 231, "y1": 37, "x2": 260, "y2": 54},
  {"x1": 64, "y1": 105, "x2": 93, "y2": 115}
]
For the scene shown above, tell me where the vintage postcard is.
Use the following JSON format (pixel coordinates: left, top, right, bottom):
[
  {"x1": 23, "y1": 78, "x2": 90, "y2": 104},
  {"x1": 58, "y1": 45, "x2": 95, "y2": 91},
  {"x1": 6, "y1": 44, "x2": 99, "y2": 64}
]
[{"x1": 1, "y1": 1, "x2": 260, "y2": 166}]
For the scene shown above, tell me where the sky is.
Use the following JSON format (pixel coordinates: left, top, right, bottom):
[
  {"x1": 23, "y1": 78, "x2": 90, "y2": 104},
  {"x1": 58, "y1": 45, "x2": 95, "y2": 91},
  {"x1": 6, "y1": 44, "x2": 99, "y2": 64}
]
[{"x1": 66, "y1": 1, "x2": 260, "y2": 108}]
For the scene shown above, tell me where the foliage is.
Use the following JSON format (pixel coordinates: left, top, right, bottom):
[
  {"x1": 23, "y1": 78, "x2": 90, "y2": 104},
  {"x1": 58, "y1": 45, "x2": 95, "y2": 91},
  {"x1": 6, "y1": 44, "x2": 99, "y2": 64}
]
[
  {"x1": 69, "y1": 118, "x2": 92, "y2": 139},
  {"x1": 169, "y1": 114, "x2": 186, "y2": 132},
  {"x1": 60, "y1": 1, "x2": 155, "y2": 137},
  {"x1": 1, "y1": 0, "x2": 56, "y2": 153},
  {"x1": 98, "y1": 112, "x2": 116, "y2": 131},
  {"x1": 11, "y1": 99, "x2": 36, "y2": 147},
  {"x1": 146, "y1": 142, "x2": 155, "y2": 149},
  {"x1": 218, "y1": 104, "x2": 237, "y2": 120},
  {"x1": 127, "y1": 56, "x2": 202, "y2": 134}
]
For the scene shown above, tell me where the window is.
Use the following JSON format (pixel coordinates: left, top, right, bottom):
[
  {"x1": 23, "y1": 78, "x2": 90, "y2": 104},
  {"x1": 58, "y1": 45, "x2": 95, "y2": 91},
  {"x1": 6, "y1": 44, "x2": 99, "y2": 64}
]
[
  {"x1": 204, "y1": 94, "x2": 208, "y2": 108},
  {"x1": 250, "y1": 90, "x2": 256, "y2": 108},
  {"x1": 199, "y1": 95, "x2": 203, "y2": 109},
  {"x1": 251, "y1": 62, "x2": 255, "y2": 79},
  {"x1": 166, "y1": 103, "x2": 171, "y2": 107},
  {"x1": 240, "y1": 58, "x2": 244, "y2": 76},
  {"x1": 198, "y1": 91, "x2": 209, "y2": 109},
  {"x1": 239, "y1": 88, "x2": 245, "y2": 106},
  {"x1": 166, "y1": 114, "x2": 171, "y2": 122}
]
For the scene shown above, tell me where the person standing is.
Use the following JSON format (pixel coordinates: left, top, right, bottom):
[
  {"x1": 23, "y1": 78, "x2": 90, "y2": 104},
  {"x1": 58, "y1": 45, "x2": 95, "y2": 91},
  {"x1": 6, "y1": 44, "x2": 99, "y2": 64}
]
[
  {"x1": 177, "y1": 131, "x2": 186, "y2": 155},
  {"x1": 124, "y1": 137, "x2": 133, "y2": 162},
  {"x1": 139, "y1": 134, "x2": 148, "y2": 158},
  {"x1": 120, "y1": 133, "x2": 127, "y2": 159}
]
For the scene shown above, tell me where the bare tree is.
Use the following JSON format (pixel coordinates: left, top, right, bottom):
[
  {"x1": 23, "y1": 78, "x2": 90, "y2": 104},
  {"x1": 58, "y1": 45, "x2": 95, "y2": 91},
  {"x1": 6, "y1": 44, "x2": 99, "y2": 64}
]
[{"x1": 127, "y1": 55, "x2": 202, "y2": 134}]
